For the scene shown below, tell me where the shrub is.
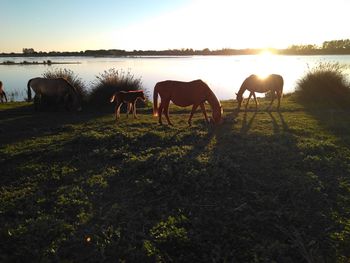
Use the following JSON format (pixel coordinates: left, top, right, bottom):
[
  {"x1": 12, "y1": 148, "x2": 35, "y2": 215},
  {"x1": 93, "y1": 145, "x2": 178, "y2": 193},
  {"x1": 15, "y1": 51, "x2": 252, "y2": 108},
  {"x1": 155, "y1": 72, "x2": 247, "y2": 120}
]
[
  {"x1": 294, "y1": 62, "x2": 350, "y2": 108},
  {"x1": 88, "y1": 68, "x2": 144, "y2": 107},
  {"x1": 42, "y1": 68, "x2": 87, "y2": 100}
]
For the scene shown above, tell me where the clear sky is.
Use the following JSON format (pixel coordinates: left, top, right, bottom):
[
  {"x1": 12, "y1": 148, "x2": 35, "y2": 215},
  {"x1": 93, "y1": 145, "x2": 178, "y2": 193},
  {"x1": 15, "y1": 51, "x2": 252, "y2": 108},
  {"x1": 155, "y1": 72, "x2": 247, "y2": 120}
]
[{"x1": 1, "y1": 0, "x2": 349, "y2": 53}]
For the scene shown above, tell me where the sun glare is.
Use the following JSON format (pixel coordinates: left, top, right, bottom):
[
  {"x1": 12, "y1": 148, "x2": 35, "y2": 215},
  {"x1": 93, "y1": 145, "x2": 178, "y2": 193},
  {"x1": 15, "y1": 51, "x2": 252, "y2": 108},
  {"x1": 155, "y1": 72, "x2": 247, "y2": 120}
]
[
  {"x1": 255, "y1": 50, "x2": 276, "y2": 79},
  {"x1": 259, "y1": 50, "x2": 273, "y2": 57}
]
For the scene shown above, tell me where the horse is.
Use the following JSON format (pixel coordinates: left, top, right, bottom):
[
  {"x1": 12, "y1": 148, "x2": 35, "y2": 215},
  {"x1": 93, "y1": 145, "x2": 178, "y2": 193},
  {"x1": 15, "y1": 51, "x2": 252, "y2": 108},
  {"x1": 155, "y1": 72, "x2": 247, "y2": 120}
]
[
  {"x1": 0, "y1": 81, "x2": 8, "y2": 103},
  {"x1": 110, "y1": 90, "x2": 146, "y2": 120},
  {"x1": 153, "y1": 79, "x2": 223, "y2": 126},
  {"x1": 27, "y1": 77, "x2": 82, "y2": 111},
  {"x1": 236, "y1": 74, "x2": 284, "y2": 110}
]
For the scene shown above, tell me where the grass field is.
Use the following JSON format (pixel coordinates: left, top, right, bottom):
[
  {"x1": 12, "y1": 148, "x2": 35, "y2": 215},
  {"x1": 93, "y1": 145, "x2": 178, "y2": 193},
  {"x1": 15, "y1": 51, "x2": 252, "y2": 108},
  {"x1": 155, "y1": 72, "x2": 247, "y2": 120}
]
[{"x1": 1, "y1": 97, "x2": 350, "y2": 262}]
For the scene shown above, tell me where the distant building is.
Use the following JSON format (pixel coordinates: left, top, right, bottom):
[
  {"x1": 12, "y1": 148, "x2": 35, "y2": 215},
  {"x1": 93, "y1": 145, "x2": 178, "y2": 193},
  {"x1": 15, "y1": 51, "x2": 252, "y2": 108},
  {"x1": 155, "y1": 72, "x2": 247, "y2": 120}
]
[{"x1": 22, "y1": 48, "x2": 35, "y2": 54}]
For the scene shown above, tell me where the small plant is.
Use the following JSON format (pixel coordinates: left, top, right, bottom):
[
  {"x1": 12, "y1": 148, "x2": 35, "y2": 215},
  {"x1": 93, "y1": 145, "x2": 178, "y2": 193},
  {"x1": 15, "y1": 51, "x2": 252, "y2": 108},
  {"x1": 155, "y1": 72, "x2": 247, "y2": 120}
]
[
  {"x1": 294, "y1": 62, "x2": 350, "y2": 108},
  {"x1": 42, "y1": 68, "x2": 87, "y2": 100},
  {"x1": 88, "y1": 68, "x2": 144, "y2": 107}
]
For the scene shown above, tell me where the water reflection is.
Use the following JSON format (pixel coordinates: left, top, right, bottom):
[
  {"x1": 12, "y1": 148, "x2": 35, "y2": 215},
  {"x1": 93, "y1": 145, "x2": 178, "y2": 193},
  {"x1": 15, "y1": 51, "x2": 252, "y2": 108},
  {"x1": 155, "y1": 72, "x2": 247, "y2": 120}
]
[{"x1": 1, "y1": 55, "x2": 349, "y2": 101}]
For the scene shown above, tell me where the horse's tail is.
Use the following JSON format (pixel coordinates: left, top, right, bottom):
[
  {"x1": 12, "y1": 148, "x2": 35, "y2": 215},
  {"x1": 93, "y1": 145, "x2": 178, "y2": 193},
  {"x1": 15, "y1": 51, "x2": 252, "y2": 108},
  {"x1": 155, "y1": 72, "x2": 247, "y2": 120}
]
[
  {"x1": 27, "y1": 78, "x2": 33, "y2": 101},
  {"x1": 153, "y1": 83, "x2": 159, "y2": 116},
  {"x1": 279, "y1": 75, "x2": 284, "y2": 100},
  {"x1": 3, "y1": 91, "x2": 7, "y2": 102}
]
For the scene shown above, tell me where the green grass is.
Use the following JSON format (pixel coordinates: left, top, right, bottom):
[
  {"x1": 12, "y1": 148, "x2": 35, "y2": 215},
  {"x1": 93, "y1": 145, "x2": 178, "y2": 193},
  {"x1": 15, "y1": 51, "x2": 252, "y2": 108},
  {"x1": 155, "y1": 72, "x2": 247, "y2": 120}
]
[{"x1": 1, "y1": 98, "x2": 350, "y2": 262}]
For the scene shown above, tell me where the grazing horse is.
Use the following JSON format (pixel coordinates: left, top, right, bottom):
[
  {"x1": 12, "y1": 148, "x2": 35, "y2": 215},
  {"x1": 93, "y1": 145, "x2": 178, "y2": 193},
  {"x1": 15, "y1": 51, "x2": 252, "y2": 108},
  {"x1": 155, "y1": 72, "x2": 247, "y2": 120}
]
[
  {"x1": 153, "y1": 79, "x2": 223, "y2": 126},
  {"x1": 27, "y1": 77, "x2": 82, "y2": 111},
  {"x1": 0, "y1": 81, "x2": 8, "y2": 103},
  {"x1": 236, "y1": 74, "x2": 284, "y2": 110},
  {"x1": 110, "y1": 90, "x2": 146, "y2": 120}
]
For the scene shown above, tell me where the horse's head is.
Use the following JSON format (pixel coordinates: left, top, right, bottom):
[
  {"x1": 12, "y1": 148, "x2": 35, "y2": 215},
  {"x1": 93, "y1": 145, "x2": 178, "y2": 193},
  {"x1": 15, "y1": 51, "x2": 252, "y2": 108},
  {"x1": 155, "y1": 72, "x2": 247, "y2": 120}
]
[
  {"x1": 211, "y1": 105, "x2": 223, "y2": 124},
  {"x1": 140, "y1": 91, "x2": 146, "y2": 101},
  {"x1": 236, "y1": 92, "x2": 243, "y2": 110},
  {"x1": 66, "y1": 88, "x2": 82, "y2": 111}
]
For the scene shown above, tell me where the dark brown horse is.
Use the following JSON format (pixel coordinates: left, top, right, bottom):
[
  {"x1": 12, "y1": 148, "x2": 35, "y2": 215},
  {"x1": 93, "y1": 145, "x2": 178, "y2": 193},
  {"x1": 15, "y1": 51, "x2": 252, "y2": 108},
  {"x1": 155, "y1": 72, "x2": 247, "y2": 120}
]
[
  {"x1": 110, "y1": 90, "x2": 146, "y2": 120},
  {"x1": 0, "y1": 81, "x2": 8, "y2": 103},
  {"x1": 236, "y1": 74, "x2": 284, "y2": 110},
  {"x1": 153, "y1": 79, "x2": 223, "y2": 126}
]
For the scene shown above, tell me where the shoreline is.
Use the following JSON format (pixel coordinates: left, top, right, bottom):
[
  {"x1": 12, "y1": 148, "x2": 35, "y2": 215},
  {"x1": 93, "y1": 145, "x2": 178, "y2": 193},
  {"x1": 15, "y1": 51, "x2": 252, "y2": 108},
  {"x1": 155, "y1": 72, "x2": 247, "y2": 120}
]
[{"x1": 0, "y1": 61, "x2": 81, "y2": 65}]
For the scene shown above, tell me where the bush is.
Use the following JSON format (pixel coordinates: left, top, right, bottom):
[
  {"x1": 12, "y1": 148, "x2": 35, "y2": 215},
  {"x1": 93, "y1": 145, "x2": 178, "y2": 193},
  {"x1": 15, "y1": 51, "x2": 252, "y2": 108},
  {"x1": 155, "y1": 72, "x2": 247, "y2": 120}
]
[
  {"x1": 88, "y1": 68, "x2": 144, "y2": 107},
  {"x1": 294, "y1": 62, "x2": 350, "y2": 108},
  {"x1": 42, "y1": 68, "x2": 87, "y2": 100}
]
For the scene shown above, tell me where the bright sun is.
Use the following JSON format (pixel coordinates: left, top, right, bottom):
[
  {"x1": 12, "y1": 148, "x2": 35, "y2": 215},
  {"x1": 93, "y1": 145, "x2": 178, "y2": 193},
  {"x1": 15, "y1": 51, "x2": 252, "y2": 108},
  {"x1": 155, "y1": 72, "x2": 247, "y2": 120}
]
[{"x1": 255, "y1": 50, "x2": 275, "y2": 79}]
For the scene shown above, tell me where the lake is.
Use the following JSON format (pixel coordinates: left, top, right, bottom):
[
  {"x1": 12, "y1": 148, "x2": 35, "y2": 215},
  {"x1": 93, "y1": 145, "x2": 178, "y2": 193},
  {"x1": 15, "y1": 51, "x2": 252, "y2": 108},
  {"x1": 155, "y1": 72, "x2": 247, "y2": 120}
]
[{"x1": 1, "y1": 55, "x2": 350, "y2": 101}]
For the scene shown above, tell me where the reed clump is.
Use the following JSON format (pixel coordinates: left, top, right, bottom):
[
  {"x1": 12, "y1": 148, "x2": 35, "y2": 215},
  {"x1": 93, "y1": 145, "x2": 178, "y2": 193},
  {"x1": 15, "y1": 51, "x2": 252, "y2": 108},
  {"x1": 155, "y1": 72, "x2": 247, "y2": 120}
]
[
  {"x1": 88, "y1": 68, "x2": 144, "y2": 107},
  {"x1": 294, "y1": 62, "x2": 350, "y2": 108},
  {"x1": 42, "y1": 68, "x2": 87, "y2": 99}
]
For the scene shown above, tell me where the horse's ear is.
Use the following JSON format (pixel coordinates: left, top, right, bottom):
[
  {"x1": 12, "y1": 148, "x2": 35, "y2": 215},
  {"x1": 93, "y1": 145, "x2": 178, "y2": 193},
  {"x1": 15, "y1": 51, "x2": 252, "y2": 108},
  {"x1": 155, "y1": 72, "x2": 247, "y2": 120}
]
[{"x1": 235, "y1": 93, "x2": 238, "y2": 96}]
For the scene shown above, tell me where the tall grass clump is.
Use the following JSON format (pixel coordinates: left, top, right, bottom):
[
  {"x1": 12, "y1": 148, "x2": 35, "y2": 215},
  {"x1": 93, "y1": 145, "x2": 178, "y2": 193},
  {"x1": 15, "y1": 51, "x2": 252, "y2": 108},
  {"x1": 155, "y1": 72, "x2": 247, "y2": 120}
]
[
  {"x1": 88, "y1": 68, "x2": 144, "y2": 107},
  {"x1": 42, "y1": 68, "x2": 87, "y2": 100},
  {"x1": 294, "y1": 62, "x2": 350, "y2": 108}
]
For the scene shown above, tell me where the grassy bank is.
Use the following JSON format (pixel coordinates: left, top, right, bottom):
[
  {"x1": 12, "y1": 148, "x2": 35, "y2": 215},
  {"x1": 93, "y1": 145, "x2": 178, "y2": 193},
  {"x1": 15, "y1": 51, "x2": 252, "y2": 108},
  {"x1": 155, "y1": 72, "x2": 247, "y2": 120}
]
[{"x1": 1, "y1": 98, "x2": 350, "y2": 262}]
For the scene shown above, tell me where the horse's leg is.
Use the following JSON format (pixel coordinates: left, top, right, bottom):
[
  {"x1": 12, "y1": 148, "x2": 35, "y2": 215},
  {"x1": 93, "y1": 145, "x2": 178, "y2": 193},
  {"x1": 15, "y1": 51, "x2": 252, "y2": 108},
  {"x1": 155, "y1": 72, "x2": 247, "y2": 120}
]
[
  {"x1": 252, "y1": 92, "x2": 258, "y2": 109},
  {"x1": 245, "y1": 92, "x2": 253, "y2": 108},
  {"x1": 188, "y1": 103, "x2": 199, "y2": 126},
  {"x1": 268, "y1": 91, "x2": 276, "y2": 110},
  {"x1": 276, "y1": 91, "x2": 281, "y2": 111},
  {"x1": 126, "y1": 102, "x2": 131, "y2": 118},
  {"x1": 163, "y1": 100, "x2": 173, "y2": 125},
  {"x1": 200, "y1": 103, "x2": 209, "y2": 123},
  {"x1": 115, "y1": 101, "x2": 122, "y2": 120},
  {"x1": 34, "y1": 94, "x2": 40, "y2": 111},
  {"x1": 132, "y1": 102, "x2": 138, "y2": 119},
  {"x1": 158, "y1": 101, "x2": 164, "y2": 125}
]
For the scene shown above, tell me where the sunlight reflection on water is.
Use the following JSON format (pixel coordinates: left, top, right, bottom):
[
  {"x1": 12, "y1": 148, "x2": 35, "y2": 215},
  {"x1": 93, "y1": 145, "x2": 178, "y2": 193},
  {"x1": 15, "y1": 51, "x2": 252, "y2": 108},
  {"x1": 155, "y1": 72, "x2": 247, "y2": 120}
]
[{"x1": 1, "y1": 55, "x2": 349, "y2": 101}]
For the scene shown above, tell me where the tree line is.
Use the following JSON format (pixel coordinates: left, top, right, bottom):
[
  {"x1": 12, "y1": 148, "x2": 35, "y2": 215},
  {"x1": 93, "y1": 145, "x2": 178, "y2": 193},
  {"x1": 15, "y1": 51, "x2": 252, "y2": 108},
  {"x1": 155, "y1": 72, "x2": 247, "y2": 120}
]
[{"x1": 1, "y1": 39, "x2": 350, "y2": 57}]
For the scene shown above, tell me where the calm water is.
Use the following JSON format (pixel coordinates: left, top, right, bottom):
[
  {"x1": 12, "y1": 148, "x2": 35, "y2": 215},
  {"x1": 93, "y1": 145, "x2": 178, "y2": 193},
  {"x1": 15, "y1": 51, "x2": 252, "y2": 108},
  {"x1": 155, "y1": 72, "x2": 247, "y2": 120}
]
[{"x1": 1, "y1": 55, "x2": 350, "y2": 101}]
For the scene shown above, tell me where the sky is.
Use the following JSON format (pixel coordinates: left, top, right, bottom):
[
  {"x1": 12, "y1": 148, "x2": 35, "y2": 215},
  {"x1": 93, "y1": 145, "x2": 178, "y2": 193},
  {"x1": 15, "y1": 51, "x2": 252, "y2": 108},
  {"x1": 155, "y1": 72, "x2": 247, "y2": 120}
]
[{"x1": 0, "y1": 0, "x2": 349, "y2": 53}]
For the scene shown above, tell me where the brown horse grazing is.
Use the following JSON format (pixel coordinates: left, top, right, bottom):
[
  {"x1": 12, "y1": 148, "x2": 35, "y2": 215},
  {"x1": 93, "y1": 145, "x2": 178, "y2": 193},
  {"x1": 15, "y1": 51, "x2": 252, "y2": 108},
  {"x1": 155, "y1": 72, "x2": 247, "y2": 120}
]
[
  {"x1": 153, "y1": 79, "x2": 223, "y2": 126},
  {"x1": 0, "y1": 81, "x2": 8, "y2": 103},
  {"x1": 110, "y1": 90, "x2": 146, "y2": 120},
  {"x1": 236, "y1": 74, "x2": 284, "y2": 110}
]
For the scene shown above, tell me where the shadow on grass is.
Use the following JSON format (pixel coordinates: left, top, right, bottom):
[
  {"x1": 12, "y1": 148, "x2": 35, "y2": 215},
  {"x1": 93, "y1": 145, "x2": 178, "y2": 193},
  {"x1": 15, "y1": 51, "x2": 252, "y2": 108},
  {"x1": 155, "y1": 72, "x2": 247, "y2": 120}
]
[
  {"x1": 173, "y1": 111, "x2": 339, "y2": 262},
  {"x1": 304, "y1": 107, "x2": 350, "y2": 148},
  {"x1": 0, "y1": 103, "x2": 108, "y2": 145},
  {"x1": 1, "y1": 105, "x2": 348, "y2": 262}
]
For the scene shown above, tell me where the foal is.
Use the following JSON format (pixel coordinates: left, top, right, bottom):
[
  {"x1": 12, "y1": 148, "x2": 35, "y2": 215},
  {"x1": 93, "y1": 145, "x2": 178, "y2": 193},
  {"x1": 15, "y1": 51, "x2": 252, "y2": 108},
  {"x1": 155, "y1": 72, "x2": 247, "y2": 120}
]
[
  {"x1": 0, "y1": 81, "x2": 8, "y2": 103},
  {"x1": 110, "y1": 90, "x2": 146, "y2": 120}
]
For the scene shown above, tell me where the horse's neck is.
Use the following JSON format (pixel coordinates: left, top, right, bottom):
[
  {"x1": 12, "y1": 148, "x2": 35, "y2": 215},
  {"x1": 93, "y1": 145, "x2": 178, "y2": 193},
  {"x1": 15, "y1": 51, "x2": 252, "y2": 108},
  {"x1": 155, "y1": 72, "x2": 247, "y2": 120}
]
[
  {"x1": 206, "y1": 90, "x2": 220, "y2": 111},
  {"x1": 238, "y1": 85, "x2": 246, "y2": 96}
]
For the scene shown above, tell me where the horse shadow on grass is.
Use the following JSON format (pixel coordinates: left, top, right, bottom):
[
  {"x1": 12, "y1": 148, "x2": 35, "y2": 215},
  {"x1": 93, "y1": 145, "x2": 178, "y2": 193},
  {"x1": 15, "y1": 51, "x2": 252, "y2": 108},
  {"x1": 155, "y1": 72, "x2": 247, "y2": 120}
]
[
  {"x1": 1, "y1": 107, "x2": 346, "y2": 262},
  {"x1": 174, "y1": 110, "x2": 340, "y2": 262}
]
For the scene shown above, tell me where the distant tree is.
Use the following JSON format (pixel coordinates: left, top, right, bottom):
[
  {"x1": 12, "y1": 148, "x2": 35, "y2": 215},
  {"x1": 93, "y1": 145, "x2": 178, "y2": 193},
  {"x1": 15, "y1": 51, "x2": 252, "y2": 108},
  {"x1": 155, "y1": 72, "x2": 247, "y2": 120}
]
[
  {"x1": 322, "y1": 39, "x2": 350, "y2": 50},
  {"x1": 22, "y1": 48, "x2": 35, "y2": 54}
]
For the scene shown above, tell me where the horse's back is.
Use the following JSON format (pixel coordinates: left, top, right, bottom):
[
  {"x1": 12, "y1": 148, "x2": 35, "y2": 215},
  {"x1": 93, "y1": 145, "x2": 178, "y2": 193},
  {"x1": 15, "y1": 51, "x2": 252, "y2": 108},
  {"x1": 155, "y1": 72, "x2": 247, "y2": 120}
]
[
  {"x1": 245, "y1": 74, "x2": 283, "y2": 93},
  {"x1": 116, "y1": 90, "x2": 144, "y2": 102},
  {"x1": 29, "y1": 77, "x2": 72, "y2": 96},
  {"x1": 155, "y1": 79, "x2": 209, "y2": 106},
  {"x1": 156, "y1": 79, "x2": 207, "y2": 93}
]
